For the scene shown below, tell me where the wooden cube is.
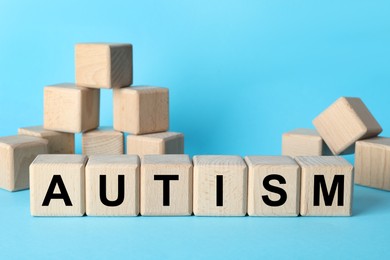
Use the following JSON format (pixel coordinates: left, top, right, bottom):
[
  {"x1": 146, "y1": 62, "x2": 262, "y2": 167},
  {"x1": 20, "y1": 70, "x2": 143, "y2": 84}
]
[
  {"x1": 140, "y1": 155, "x2": 192, "y2": 216},
  {"x1": 44, "y1": 83, "x2": 100, "y2": 133},
  {"x1": 355, "y1": 137, "x2": 390, "y2": 191},
  {"x1": 30, "y1": 155, "x2": 87, "y2": 216},
  {"x1": 113, "y1": 86, "x2": 169, "y2": 134},
  {"x1": 313, "y1": 97, "x2": 382, "y2": 155},
  {"x1": 245, "y1": 156, "x2": 300, "y2": 216},
  {"x1": 82, "y1": 128, "x2": 123, "y2": 155},
  {"x1": 86, "y1": 155, "x2": 140, "y2": 216},
  {"x1": 75, "y1": 43, "x2": 133, "y2": 89},
  {"x1": 0, "y1": 136, "x2": 48, "y2": 191},
  {"x1": 127, "y1": 132, "x2": 184, "y2": 157},
  {"x1": 282, "y1": 128, "x2": 331, "y2": 156},
  {"x1": 295, "y1": 156, "x2": 353, "y2": 216},
  {"x1": 193, "y1": 155, "x2": 247, "y2": 216},
  {"x1": 18, "y1": 126, "x2": 74, "y2": 154}
]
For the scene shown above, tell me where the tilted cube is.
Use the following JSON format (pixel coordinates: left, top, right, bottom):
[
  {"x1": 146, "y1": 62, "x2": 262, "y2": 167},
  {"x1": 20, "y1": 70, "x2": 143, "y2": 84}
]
[
  {"x1": 313, "y1": 97, "x2": 382, "y2": 155},
  {"x1": 141, "y1": 155, "x2": 192, "y2": 216},
  {"x1": 82, "y1": 128, "x2": 123, "y2": 155},
  {"x1": 75, "y1": 43, "x2": 133, "y2": 88},
  {"x1": 0, "y1": 135, "x2": 48, "y2": 191},
  {"x1": 295, "y1": 156, "x2": 353, "y2": 216},
  {"x1": 245, "y1": 156, "x2": 300, "y2": 216},
  {"x1": 127, "y1": 132, "x2": 184, "y2": 157},
  {"x1": 193, "y1": 155, "x2": 247, "y2": 216},
  {"x1": 30, "y1": 155, "x2": 88, "y2": 216},
  {"x1": 113, "y1": 86, "x2": 169, "y2": 135},
  {"x1": 86, "y1": 155, "x2": 140, "y2": 216},
  {"x1": 355, "y1": 137, "x2": 390, "y2": 191},
  {"x1": 282, "y1": 128, "x2": 331, "y2": 156},
  {"x1": 44, "y1": 83, "x2": 100, "y2": 133},
  {"x1": 18, "y1": 125, "x2": 74, "y2": 154}
]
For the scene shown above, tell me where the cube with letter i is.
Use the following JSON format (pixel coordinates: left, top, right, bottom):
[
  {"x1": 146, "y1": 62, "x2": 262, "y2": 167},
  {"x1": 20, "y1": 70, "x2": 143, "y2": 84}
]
[{"x1": 193, "y1": 155, "x2": 247, "y2": 216}]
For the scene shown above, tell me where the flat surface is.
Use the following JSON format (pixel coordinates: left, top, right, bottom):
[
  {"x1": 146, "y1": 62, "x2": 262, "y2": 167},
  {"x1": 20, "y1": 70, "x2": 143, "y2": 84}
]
[
  {"x1": 284, "y1": 128, "x2": 321, "y2": 138},
  {"x1": 0, "y1": 185, "x2": 389, "y2": 259},
  {"x1": 1, "y1": 0, "x2": 390, "y2": 258},
  {"x1": 32, "y1": 154, "x2": 87, "y2": 164},
  {"x1": 142, "y1": 154, "x2": 191, "y2": 165}
]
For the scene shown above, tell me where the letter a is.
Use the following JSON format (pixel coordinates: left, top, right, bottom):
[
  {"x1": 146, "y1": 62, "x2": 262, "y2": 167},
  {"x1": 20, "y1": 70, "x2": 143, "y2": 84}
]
[{"x1": 42, "y1": 175, "x2": 72, "y2": 206}]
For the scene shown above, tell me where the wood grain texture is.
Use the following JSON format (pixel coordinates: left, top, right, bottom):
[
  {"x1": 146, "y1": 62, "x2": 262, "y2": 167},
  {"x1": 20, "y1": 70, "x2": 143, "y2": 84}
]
[
  {"x1": 245, "y1": 156, "x2": 300, "y2": 216},
  {"x1": 295, "y1": 156, "x2": 353, "y2": 216},
  {"x1": 127, "y1": 132, "x2": 184, "y2": 157},
  {"x1": 355, "y1": 137, "x2": 390, "y2": 191},
  {"x1": 282, "y1": 128, "x2": 331, "y2": 157},
  {"x1": 86, "y1": 155, "x2": 140, "y2": 216},
  {"x1": 140, "y1": 155, "x2": 192, "y2": 216},
  {"x1": 82, "y1": 128, "x2": 123, "y2": 155},
  {"x1": 30, "y1": 154, "x2": 87, "y2": 216},
  {"x1": 75, "y1": 43, "x2": 133, "y2": 89},
  {"x1": 313, "y1": 97, "x2": 382, "y2": 155},
  {"x1": 0, "y1": 136, "x2": 48, "y2": 191},
  {"x1": 193, "y1": 155, "x2": 247, "y2": 216},
  {"x1": 44, "y1": 83, "x2": 100, "y2": 133},
  {"x1": 113, "y1": 86, "x2": 169, "y2": 135},
  {"x1": 18, "y1": 125, "x2": 74, "y2": 154}
]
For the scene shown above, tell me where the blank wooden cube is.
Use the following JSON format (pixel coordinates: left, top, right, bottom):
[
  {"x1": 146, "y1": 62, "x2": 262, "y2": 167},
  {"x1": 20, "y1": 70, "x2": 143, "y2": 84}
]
[
  {"x1": 193, "y1": 155, "x2": 247, "y2": 216},
  {"x1": 86, "y1": 155, "x2": 140, "y2": 216},
  {"x1": 313, "y1": 97, "x2": 382, "y2": 155},
  {"x1": 245, "y1": 156, "x2": 300, "y2": 216},
  {"x1": 355, "y1": 137, "x2": 390, "y2": 191},
  {"x1": 82, "y1": 128, "x2": 123, "y2": 155},
  {"x1": 44, "y1": 83, "x2": 100, "y2": 133},
  {"x1": 282, "y1": 128, "x2": 331, "y2": 156},
  {"x1": 75, "y1": 43, "x2": 133, "y2": 89},
  {"x1": 30, "y1": 155, "x2": 87, "y2": 216},
  {"x1": 127, "y1": 132, "x2": 184, "y2": 157},
  {"x1": 295, "y1": 156, "x2": 353, "y2": 216},
  {"x1": 0, "y1": 136, "x2": 48, "y2": 191},
  {"x1": 113, "y1": 86, "x2": 169, "y2": 134},
  {"x1": 18, "y1": 126, "x2": 74, "y2": 154},
  {"x1": 141, "y1": 155, "x2": 192, "y2": 216}
]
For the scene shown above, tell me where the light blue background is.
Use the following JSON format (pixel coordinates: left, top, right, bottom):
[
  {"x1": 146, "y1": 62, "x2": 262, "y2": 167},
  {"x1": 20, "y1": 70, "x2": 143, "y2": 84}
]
[{"x1": 1, "y1": 0, "x2": 390, "y2": 259}]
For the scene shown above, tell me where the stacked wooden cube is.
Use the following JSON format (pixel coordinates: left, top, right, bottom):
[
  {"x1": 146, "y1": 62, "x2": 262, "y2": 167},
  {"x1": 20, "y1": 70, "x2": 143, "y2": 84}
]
[
  {"x1": 0, "y1": 43, "x2": 184, "y2": 192},
  {"x1": 282, "y1": 97, "x2": 390, "y2": 191}
]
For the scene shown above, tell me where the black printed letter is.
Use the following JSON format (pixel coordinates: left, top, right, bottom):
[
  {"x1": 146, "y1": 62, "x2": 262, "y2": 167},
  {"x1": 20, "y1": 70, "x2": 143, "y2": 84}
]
[
  {"x1": 216, "y1": 175, "x2": 223, "y2": 206},
  {"x1": 262, "y1": 174, "x2": 288, "y2": 207},
  {"x1": 314, "y1": 175, "x2": 344, "y2": 206},
  {"x1": 100, "y1": 175, "x2": 125, "y2": 207},
  {"x1": 42, "y1": 175, "x2": 72, "y2": 206},
  {"x1": 154, "y1": 175, "x2": 179, "y2": 206}
]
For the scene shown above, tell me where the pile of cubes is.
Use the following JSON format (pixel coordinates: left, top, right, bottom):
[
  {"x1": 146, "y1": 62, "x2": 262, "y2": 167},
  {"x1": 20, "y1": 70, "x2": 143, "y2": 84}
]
[
  {"x1": 282, "y1": 97, "x2": 390, "y2": 191},
  {"x1": 0, "y1": 43, "x2": 184, "y2": 192}
]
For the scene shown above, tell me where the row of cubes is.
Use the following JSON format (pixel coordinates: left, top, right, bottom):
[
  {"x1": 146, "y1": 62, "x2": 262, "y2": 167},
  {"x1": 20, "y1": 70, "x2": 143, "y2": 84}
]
[
  {"x1": 0, "y1": 131, "x2": 183, "y2": 192},
  {"x1": 43, "y1": 84, "x2": 169, "y2": 135},
  {"x1": 30, "y1": 154, "x2": 354, "y2": 217},
  {"x1": 19, "y1": 126, "x2": 183, "y2": 156}
]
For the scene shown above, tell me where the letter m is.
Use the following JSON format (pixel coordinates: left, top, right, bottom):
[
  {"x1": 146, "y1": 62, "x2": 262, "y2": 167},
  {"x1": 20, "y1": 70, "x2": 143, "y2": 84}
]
[{"x1": 313, "y1": 175, "x2": 344, "y2": 206}]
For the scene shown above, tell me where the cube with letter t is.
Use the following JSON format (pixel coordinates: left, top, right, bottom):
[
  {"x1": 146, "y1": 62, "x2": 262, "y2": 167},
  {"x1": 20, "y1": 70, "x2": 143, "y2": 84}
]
[
  {"x1": 295, "y1": 156, "x2": 353, "y2": 216},
  {"x1": 140, "y1": 154, "x2": 192, "y2": 216}
]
